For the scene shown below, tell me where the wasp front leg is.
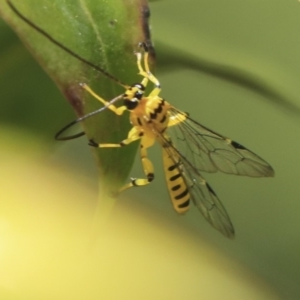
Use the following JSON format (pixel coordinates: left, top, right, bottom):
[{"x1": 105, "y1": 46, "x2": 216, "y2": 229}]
[
  {"x1": 80, "y1": 83, "x2": 127, "y2": 116},
  {"x1": 136, "y1": 43, "x2": 161, "y2": 98}
]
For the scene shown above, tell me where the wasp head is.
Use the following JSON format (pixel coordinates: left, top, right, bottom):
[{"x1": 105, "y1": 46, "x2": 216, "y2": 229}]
[{"x1": 123, "y1": 83, "x2": 145, "y2": 110}]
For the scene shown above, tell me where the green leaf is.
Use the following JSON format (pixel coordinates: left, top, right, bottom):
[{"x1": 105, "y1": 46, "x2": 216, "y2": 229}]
[{"x1": 0, "y1": 0, "x2": 153, "y2": 194}]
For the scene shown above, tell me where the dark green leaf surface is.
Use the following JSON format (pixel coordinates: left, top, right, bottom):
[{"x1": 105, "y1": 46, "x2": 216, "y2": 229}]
[{"x1": 0, "y1": 0, "x2": 152, "y2": 192}]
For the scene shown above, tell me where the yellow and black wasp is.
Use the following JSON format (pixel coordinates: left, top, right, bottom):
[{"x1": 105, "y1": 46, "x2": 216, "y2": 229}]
[{"x1": 7, "y1": 0, "x2": 274, "y2": 238}]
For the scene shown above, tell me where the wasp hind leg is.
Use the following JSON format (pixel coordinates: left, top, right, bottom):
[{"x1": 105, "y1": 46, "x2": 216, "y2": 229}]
[
  {"x1": 119, "y1": 135, "x2": 155, "y2": 193},
  {"x1": 89, "y1": 129, "x2": 155, "y2": 193}
]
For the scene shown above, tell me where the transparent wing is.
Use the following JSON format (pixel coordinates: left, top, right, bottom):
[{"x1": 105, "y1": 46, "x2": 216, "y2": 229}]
[
  {"x1": 167, "y1": 107, "x2": 274, "y2": 177},
  {"x1": 159, "y1": 133, "x2": 235, "y2": 238},
  {"x1": 155, "y1": 106, "x2": 274, "y2": 237},
  {"x1": 182, "y1": 161, "x2": 235, "y2": 238}
]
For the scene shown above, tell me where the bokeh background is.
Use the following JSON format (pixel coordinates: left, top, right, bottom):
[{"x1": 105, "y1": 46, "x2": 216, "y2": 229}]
[{"x1": 1, "y1": 0, "x2": 300, "y2": 299}]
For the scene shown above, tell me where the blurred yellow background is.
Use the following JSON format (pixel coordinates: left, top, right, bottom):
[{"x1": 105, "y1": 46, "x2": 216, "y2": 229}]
[{"x1": 0, "y1": 128, "x2": 278, "y2": 299}]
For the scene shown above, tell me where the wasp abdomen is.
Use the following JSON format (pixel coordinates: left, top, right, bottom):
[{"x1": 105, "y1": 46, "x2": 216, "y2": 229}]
[{"x1": 162, "y1": 147, "x2": 190, "y2": 214}]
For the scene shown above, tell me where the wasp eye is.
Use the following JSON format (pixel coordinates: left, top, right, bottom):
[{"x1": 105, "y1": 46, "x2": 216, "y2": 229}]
[
  {"x1": 124, "y1": 99, "x2": 139, "y2": 110},
  {"x1": 134, "y1": 90, "x2": 143, "y2": 100}
]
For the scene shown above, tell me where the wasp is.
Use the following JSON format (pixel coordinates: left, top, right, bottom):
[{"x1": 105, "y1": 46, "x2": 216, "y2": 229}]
[{"x1": 7, "y1": 0, "x2": 274, "y2": 238}]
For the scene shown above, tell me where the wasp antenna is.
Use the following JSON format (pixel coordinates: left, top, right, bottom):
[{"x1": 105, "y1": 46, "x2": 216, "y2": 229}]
[
  {"x1": 55, "y1": 119, "x2": 85, "y2": 141},
  {"x1": 6, "y1": 0, "x2": 128, "y2": 88},
  {"x1": 55, "y1": 93, "x2": 123, "y2": 140}
]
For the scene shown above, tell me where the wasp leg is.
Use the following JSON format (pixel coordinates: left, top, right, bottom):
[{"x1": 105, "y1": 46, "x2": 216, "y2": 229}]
[
  {"x1": 136, "y1": 43, "x2": 161, "y2": 98},
  {"x1": 90, "y1": 129, "x2": 155, "y2": 192},
  {"x1": 89, "y1": 127, "x2": 142, "y2": 148},
  {"x1": 119, "y1": 135, "x2": 155, "y2": 192},
  {"x1": 80, "y1": 83, "x2": 127, "y2": 116}
]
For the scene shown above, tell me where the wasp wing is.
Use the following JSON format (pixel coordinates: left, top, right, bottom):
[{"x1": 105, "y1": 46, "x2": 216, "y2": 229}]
[
  {"x1": 167, "y1": 107, "x2": 274, "y2": 177},
  {"x1": 156, "y1": 106, "x2": 274, "y2": 237},
  {"x1": 159, "y1": 133, "x2": 235, "y2": 238},
  {"x1": 182, "y1": 161, "x2": 235, "y2": 238}
]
